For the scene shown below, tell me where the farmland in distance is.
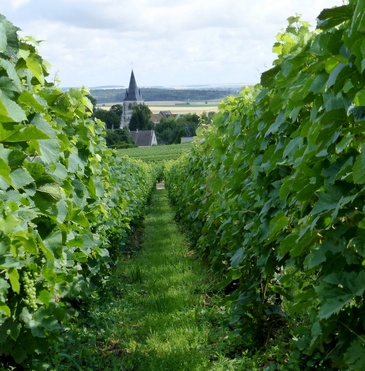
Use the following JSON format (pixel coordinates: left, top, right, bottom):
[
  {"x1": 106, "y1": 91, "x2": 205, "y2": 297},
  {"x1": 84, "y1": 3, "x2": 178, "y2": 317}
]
[
  {"x1": 146, "y1": 99, "x2": 220, "y2": 114},
  {"x1": 119, "y1": 142, "x2": 193, "y2": 163},
  {"x1": 97, "y1": 99, "x2": 221, "y2": 115}
]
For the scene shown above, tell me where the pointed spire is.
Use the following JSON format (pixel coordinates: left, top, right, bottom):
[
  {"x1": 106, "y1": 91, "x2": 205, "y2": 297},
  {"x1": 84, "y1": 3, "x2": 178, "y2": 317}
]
[{"x1": 124, "y1": 70, "x2": 142, "y2": 101}]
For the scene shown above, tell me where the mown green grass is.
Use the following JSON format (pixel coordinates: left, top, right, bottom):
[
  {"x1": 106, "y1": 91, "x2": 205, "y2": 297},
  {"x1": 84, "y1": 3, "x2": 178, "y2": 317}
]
[
  {"x1": 114, "y1": 190, "x2": 211, "y2": 370},
  {"x1": 46, "y1": 190, "x2": 213, "y2": 370},
  {"x1": 119, "y1": 142, "x2": 193, "y2": 163}
]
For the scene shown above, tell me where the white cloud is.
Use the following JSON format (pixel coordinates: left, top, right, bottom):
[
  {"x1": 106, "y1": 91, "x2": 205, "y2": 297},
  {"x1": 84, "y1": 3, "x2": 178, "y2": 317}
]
[
  {"x1": 0, "y1": 0, "x2": 346, "y2": 87},
  {"x1": 9, "y1": 0, "x2": 30, "y2": 9}
]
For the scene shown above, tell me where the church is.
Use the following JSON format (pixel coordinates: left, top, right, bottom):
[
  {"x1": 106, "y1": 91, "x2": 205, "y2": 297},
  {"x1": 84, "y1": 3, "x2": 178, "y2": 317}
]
[
  {"x1": 120, "y1": 70, "x2": 144, "y2": 128},
  {"x1": 121, "y1": 70, "x2": 157, "y2": 147}
]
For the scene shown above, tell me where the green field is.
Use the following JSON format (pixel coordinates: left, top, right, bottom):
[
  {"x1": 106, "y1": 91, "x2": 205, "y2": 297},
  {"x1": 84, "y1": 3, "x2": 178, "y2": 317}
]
[{"x1": 119, "y1": 142, "x2": 193, "y2": 163}]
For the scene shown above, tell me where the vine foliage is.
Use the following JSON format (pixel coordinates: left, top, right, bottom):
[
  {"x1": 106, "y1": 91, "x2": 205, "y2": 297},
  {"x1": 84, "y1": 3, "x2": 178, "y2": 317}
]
[
  {"x1": 0, "y1": 15, "x2": 156, "y2": 367},
  {"x1": 165, "y1": 1, "x2": 365, "y2": 368}
]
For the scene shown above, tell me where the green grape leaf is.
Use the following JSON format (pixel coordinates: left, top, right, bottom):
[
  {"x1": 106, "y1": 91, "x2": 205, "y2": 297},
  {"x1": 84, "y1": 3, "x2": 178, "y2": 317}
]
[
  {"x1": 354, "y1": 90, "x2": 365, "y2": 106},
  {"x1": 327, "y1": 63, "x2": 346, "y2": 88},
  {"x1": 310, "y1": 72, "x2": 328, "y2": 94},
  {"x1": 37, "y1": 139, "x2": 60, "y2": 165},
  {"x1": 353, "y1": 146, "x2": 365, "y2": 184},
  {"x1": 283, "y1": 137, "x2": 303, "y2": 159},
  {"x1": 7, "y1": 267, "x2": 20, "y2": 294},
  {"x1": 311, "y1": 191, "x2": 338, "y2": 216},
  {"x1": 0, "y1": 317, "x2": 20, "y2": 342},
  {"x1": 317, "y1": 5, "x2": 353, "y2": 30},
  {"x1": 318, "y1": 288, "x2": 352, "y2": 319},
  {"x1": 0, "y1": 23, "x2": 7, "y2": 52},
  {"x1": 0, "y1": 123, "x2": 50, "y2": 142},
  {"x1": 231, "y1": 247, "x2": 244, "y2": 268},
  {"x1": 18, "y1": 91, "x2": 47, "y2": 112},
  {"x1": 67, "y1": 152, "x2": 85, "y2": 173},
  {"x1": 56, "y1": 199, "x2": 68, "y2": 224},
  {"x1": 0, "y1": 256, "x2": 21, "y2": 268},
  {"x1": 71, "y1": 210, "x2": 89, "y2": 228},
  {"x1": 304, "y1": 246, "x2": 327, "y2": 270},
  {"x1": 317, "y1": 271, "x2": 365, "y2": 319},
  {"x1": 344, "y1": 339, "x2": 365, "y2": 369},
  {"x1": 0, "y1": 213, "x2": 20, "y2": 235},
  {"x1": 261, "y1": 65, "x2": 280, "y2": 88},
  {"x1": 42, "y1": 226, "x2": 63, "y2": 259},
  {"x1": 13, "y1": 232, "x2": 38, "y2": 254},
  {"x1": 268, "y1": 212, "x2": 288, "y2": 241},
  {"x1": 37, "y1": 290, "x2": 52, "y2": 306},
  {"x1": 10, "y1": 167, "x2": 34, "y2": 189},
  {"x1": 51, "y1": 163, "x2": 68, "y2": 181},
  {"x1": 33, "y1": 308, "x2": 62, "y2": 332},
  {"x1": 350, "y1": 0, "x2": 365, "y2": 33},
  {"x1": 0, "y1": 157, "x2": 12, "y2": 185},
  {"x1": 0, "y1": 14, "x2": 19, "y2": 58},
  {"x1": 0, "y1": 304, "x2": 11, "y2": 317},
  {"x1": 325, "y1": 271, "x2": 365, "y2": 296},
  {"x1": 0, "y1": 59, "x2": 22, "y2": 93},
  {"x1": 30, "y1": 114, "x2": 56, "y2": 137},
  {"x1": 0, "y1": 91, "x2": 26, "y2": 123},
  {"x1": 25, "y1": 55, "x2": 44, "y2": 84},
  {"x1": 37, "y1": 183, "x2": 62, "y2": 201}
]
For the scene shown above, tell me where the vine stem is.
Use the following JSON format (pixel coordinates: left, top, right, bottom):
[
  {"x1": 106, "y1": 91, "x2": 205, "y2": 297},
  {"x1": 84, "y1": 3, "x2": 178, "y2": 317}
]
[{"x1": 340, "y1": 321, "x2": 365, "y2": 344}]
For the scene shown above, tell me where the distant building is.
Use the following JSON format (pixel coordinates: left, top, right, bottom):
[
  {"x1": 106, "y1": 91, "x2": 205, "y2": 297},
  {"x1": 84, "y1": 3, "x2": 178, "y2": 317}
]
[
  {"x1": 180, "y1": 137, "x2": 194, "y2": 143},
  {"x1": 159, "y1": 110, "x2": 173, "y2": 118},
  {"x1": 150, "y1": 110, "x2": 180, "y2": 124},
  {"x1": 130, "y1": 129, "x2": 158, "y2": 147},
  {"x1": 120, "y1": 70, "x2": 144, "y2": 128}
]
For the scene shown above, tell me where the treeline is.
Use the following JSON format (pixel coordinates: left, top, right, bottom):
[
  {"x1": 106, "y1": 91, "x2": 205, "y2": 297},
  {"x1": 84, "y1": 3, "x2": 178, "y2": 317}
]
[{"x1": 91, "y1": 87, "x2": 240, "y2": 104}]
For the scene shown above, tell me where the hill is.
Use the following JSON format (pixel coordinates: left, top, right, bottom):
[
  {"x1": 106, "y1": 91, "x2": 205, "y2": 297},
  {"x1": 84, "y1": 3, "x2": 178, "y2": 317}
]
[{"x1": 90, "y1": 86, "x2": 242, "y2": 104}]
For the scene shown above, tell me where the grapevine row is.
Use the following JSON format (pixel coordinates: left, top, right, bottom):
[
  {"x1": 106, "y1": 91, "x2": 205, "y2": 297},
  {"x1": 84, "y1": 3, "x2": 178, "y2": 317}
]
[
  {"x1": 0, "y1": 15, "x2": 157, "y2": 367},
  {"x1": 165, "y1": 1, "x2": 365, "y2": 368}
]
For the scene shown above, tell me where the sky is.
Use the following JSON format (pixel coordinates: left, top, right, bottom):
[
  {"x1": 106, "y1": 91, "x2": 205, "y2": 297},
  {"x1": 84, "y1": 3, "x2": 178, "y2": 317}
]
[{"x1": 0, "y1": 0, "x2": 345, "y2": 89}]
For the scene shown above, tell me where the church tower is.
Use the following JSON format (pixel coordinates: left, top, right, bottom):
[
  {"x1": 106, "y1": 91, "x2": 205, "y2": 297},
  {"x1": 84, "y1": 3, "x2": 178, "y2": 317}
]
[{"x1": 120, "y1": 70, "x2": 144, "y2": 128}]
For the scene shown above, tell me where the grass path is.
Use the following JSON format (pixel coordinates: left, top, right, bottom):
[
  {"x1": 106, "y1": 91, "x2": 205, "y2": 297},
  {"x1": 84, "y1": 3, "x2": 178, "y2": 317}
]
[{"x1": 114, "y1": 188, "x2": 211, "y2": 370}]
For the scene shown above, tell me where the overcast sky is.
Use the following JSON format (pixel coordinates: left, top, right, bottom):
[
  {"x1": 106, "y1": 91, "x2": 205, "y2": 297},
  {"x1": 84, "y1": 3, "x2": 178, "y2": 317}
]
[{"x1": 0, "y1": 0, "x2": 345, "y2": 88}]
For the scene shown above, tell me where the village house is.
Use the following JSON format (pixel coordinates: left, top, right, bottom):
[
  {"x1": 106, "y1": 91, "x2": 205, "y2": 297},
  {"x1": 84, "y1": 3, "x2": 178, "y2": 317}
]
[
  {"x1": 130, "y1": 129, "x2": 158, "y2": 147},
  {"x1": 150, "y1": 110, "x2": 180, "y2": 124}
]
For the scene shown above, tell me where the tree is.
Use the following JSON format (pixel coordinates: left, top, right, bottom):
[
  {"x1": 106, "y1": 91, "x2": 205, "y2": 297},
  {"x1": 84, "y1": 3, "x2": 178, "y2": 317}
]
[
  {"x1": 110, "y1": 104, "x2": 123, "y2": 117},
  {"x1": 93, "y1": 108, "x2": 120, "y2": 129},
  {"x1": 177, "y1": 113, "x2": 200, "y2": 137},
  {"x1": 106, "y1": 128, "x2": 135, "y2": 148},
  {"x1": 155, "y1": 117, "x2": 177, "y2": 144},
  {"x1": 129, "y1": 104, "x2": 153, "y2": 131},
  {"x1": 155, "y1": 113, "x2": 204, "y2": 144}
]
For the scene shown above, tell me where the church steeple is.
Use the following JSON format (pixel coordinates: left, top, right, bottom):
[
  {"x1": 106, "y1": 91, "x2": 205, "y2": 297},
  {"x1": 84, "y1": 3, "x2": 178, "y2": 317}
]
[
  {"x1": 124, "y1": 70, "x2": 142, "y2": 101},
  {"x1": 120, "y1": 70, "x2": 144, "y2": 128}
]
